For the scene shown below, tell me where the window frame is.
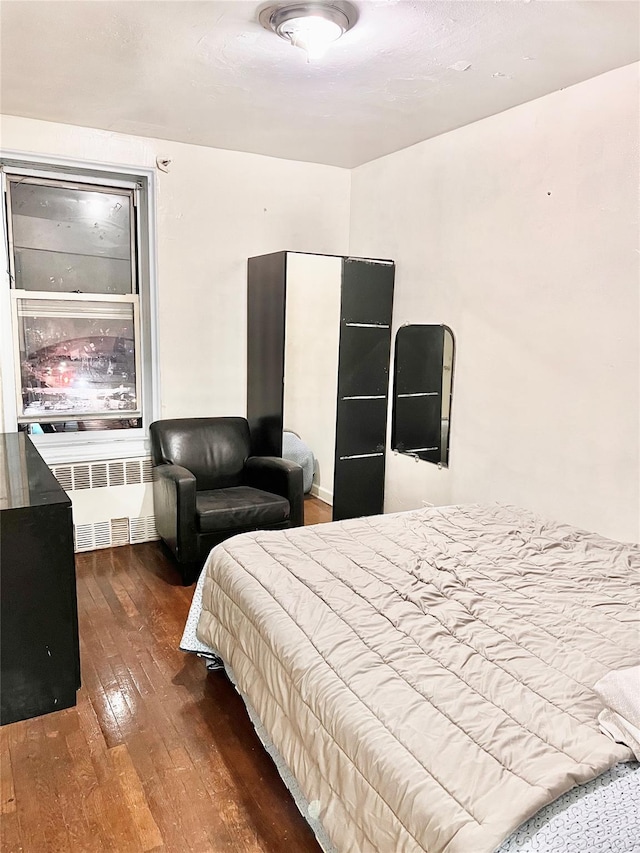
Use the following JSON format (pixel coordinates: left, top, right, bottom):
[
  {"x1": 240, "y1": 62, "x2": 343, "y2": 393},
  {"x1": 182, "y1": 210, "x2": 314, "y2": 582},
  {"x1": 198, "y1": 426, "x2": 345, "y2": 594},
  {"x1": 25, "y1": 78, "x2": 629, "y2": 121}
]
[{"x1": 0, "y1": 153, "x2": 159, "y2": 464}]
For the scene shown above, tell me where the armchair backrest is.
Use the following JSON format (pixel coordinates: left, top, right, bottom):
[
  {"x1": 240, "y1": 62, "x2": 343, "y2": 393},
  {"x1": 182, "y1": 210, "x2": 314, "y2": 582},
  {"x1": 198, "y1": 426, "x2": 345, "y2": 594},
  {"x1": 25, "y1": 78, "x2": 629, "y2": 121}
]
[{"x1": 150, "y1": 417, "x2": 251, "y2": 490}]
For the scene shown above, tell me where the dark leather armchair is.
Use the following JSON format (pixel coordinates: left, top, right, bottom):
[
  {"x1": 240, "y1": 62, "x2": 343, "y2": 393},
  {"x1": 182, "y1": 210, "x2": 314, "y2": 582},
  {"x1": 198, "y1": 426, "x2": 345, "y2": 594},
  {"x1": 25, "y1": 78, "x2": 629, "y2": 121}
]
[{"x1": 150, "y1": 417, "x2": 303, "y2": 581}]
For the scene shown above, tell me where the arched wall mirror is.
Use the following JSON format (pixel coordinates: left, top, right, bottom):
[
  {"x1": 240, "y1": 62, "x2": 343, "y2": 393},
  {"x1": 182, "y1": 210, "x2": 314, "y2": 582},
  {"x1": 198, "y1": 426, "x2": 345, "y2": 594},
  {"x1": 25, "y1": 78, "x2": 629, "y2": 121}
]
[{"x1": 391, "y1": 324, "x2": 455, "y2": 467}]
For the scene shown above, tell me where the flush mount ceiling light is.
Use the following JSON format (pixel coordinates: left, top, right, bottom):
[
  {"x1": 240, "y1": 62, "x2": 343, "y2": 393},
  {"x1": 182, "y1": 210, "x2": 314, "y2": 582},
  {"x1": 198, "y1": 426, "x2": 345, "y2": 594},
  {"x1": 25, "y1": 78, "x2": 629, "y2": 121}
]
[{"x1": 259, "y1": 2, "x2": 357, "y2": 62}]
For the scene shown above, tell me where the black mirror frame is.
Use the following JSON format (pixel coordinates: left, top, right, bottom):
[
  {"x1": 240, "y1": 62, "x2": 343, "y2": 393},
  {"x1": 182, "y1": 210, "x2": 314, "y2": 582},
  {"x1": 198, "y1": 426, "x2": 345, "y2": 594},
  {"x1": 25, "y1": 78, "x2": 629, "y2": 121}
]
[{"x1": 390, "y1": 323, "x2": 455, "y2": 467}]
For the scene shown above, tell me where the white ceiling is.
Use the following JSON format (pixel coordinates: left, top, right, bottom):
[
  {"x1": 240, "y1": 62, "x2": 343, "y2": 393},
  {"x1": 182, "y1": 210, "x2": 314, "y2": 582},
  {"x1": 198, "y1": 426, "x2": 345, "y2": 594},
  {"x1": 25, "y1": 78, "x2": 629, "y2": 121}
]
[{"x1": 1, "y1": 1, "x2": 638, "y2": 168}]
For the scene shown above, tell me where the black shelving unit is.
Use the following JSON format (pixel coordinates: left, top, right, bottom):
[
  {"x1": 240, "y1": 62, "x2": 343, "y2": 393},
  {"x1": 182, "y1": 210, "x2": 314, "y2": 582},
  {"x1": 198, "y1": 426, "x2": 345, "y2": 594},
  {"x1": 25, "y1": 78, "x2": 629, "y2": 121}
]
[{"x1": 247, "y1": 252, "x2": 395, "y2": 521}]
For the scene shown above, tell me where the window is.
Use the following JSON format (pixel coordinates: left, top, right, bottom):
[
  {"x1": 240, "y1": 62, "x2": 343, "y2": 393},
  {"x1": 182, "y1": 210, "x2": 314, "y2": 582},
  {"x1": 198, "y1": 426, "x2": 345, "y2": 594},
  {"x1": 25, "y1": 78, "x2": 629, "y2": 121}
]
[
  {"x1": 15, "y1": 295, "x2": 140, "y2": 428},
  {"x1": 1, "y1": 161, "x2": 157, "y2": 460}
]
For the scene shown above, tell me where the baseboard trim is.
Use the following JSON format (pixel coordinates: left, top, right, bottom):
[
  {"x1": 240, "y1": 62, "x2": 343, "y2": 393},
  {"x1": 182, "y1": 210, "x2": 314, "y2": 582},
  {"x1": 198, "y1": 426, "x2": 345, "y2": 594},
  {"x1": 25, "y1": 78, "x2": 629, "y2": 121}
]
[{"x1": 310, "y1": 484, "x2": 333, "y2": 506}]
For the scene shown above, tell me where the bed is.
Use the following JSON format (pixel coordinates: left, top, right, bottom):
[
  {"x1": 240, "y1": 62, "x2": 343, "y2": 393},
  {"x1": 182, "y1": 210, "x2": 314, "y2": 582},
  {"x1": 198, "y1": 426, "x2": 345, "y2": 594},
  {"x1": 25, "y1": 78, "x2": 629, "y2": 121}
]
[{"x1": 182, "y1": 504, "x2": 640, "y2": 853}]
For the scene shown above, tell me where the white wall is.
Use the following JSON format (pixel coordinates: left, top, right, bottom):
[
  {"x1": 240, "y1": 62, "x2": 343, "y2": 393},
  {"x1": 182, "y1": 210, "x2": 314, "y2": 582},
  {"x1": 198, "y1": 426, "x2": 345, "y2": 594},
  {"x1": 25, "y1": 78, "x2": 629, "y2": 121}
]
[
  {"x1": 0, "y1": 115, "x2": 351, "y2": 422},
  {"x1": 350, "y1": 63, "x2": 640, "y2": 542}
]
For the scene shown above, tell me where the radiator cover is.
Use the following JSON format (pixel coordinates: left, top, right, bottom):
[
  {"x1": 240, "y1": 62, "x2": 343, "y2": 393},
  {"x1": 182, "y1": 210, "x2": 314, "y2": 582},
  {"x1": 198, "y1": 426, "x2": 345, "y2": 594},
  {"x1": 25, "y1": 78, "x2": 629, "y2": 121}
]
[{"x1": 50, "y1": 458, "x2": 158, "y2": 553}]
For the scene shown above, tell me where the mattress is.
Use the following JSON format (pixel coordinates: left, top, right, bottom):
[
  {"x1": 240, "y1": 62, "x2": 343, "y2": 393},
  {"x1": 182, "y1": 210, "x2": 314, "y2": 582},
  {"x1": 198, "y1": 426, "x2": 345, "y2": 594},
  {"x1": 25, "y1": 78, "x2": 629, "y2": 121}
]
[{"x1": 184, "y1": 504, "x2": 640, "y2": 853}]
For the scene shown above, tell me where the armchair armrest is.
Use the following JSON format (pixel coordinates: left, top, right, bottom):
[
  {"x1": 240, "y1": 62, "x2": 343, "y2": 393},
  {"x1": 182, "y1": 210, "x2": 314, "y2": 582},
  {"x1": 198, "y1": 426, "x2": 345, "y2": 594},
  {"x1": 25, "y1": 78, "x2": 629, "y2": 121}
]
[
  {"x1": 244, "y1": 456, "x2": 304, "y2": 528},
  {"x1": 153, "y1": 464, "x2": 198, "y2": 563}
]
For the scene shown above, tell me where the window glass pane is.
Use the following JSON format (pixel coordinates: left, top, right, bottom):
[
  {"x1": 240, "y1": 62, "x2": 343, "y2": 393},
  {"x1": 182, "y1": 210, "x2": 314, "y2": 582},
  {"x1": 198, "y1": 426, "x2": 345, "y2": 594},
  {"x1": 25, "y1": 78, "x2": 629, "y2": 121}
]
[
  {"x1": 15, "y1": 248, "x2": 132, "y2": 295},
  {"x1": 10, "y1": 181, "x2": 133, "y2": 294},
  {"x1": 17, "y1": 298, "x2": 138, "y2": 420}
]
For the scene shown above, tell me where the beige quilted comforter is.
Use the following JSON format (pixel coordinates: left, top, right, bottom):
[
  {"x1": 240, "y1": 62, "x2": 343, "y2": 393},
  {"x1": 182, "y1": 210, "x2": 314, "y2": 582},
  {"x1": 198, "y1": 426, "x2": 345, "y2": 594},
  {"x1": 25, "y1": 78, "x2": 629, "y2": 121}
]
[{"x1": 196, "y1": 504, "x2": 640, "y2": 853}]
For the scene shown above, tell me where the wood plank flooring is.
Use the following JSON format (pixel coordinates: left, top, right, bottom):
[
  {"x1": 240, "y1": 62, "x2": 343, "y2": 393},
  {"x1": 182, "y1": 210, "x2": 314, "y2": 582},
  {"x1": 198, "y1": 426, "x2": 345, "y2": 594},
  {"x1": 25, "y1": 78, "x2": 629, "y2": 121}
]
[{"x1": 1, "y1": 496, "x2": 332, "y2": 853}]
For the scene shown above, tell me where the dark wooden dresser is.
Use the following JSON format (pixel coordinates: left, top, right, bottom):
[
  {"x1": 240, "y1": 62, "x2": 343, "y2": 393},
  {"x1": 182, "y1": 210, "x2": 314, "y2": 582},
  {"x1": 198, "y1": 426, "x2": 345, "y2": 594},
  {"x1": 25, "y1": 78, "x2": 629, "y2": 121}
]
[{"x1": 0, "y1": 432, "x2": 80, "y2": 725}]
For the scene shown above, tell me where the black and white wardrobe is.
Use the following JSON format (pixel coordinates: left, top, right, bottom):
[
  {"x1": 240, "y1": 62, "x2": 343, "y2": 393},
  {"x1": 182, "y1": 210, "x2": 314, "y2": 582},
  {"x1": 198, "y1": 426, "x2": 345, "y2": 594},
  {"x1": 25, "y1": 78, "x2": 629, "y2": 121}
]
[{"x1": 247, "y1": 251, "x2": 395, "y2": 521}]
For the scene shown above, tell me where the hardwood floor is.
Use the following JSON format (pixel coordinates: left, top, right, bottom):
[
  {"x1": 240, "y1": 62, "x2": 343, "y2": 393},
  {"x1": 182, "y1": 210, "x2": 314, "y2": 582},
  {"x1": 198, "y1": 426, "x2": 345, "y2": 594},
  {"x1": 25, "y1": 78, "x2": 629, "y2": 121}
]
[
  {"x1": 303, "y1": 494, "x2": 333, "y2": 526},
  {"x1": 1, "y1": 497, "x2": 333, "y2": 853}
]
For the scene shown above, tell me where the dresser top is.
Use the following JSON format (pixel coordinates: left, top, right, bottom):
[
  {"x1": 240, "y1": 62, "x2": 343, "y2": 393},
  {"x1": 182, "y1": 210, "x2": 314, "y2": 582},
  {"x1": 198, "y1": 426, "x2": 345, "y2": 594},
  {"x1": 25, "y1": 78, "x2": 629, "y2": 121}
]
[{"x1": 0, "y1": 433, "x2": 70, "y2": 511}]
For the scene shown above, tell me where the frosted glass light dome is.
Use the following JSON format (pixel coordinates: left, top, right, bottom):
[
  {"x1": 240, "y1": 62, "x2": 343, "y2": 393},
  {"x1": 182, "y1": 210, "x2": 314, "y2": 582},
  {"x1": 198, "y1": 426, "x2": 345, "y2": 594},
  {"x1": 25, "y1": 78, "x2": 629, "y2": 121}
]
[
  {"x1": 280, "y1": 14, "x2": 345, "y2": 59},
  {"x1": 261, "y1": 3, "x2": 356, "y2": 62}
]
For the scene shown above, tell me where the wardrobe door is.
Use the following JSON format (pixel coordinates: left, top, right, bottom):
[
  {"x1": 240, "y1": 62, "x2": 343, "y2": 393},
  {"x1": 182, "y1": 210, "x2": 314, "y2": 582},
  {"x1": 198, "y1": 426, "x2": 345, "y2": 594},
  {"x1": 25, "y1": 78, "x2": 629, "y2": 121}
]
[
  {"x1": 333, "y1": 259, "x2": 395, "y2": 521},
  {"x1": 247, "y1": 252, "x2": 287, "y2": 457}
]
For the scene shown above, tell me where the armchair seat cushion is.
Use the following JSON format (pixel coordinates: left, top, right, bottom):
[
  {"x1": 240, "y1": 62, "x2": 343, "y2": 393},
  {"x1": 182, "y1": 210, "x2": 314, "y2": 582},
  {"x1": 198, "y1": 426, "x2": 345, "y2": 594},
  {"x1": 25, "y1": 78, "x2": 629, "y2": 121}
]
[{"x1": 196, "y1": 486, "x2": 290, "y2": 534}]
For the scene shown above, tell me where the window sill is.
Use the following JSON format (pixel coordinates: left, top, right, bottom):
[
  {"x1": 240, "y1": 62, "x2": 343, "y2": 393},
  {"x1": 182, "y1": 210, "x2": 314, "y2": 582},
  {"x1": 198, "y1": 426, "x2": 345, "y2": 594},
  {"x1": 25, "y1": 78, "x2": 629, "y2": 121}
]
[{"x1": 30, "y1": 432, "x2": 150, "y2": 465}]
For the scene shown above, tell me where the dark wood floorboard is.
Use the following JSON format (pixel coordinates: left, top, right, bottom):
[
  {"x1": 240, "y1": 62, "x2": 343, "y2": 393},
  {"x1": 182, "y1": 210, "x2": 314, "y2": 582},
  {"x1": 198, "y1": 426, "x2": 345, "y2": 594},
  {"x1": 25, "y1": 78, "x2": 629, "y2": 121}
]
[
  {"x1": 303, "y1": 495, "x2": 333, "y2": 526},
  {"x1": 1, "y1": 497, "x2": 332, "y2": 852}
]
